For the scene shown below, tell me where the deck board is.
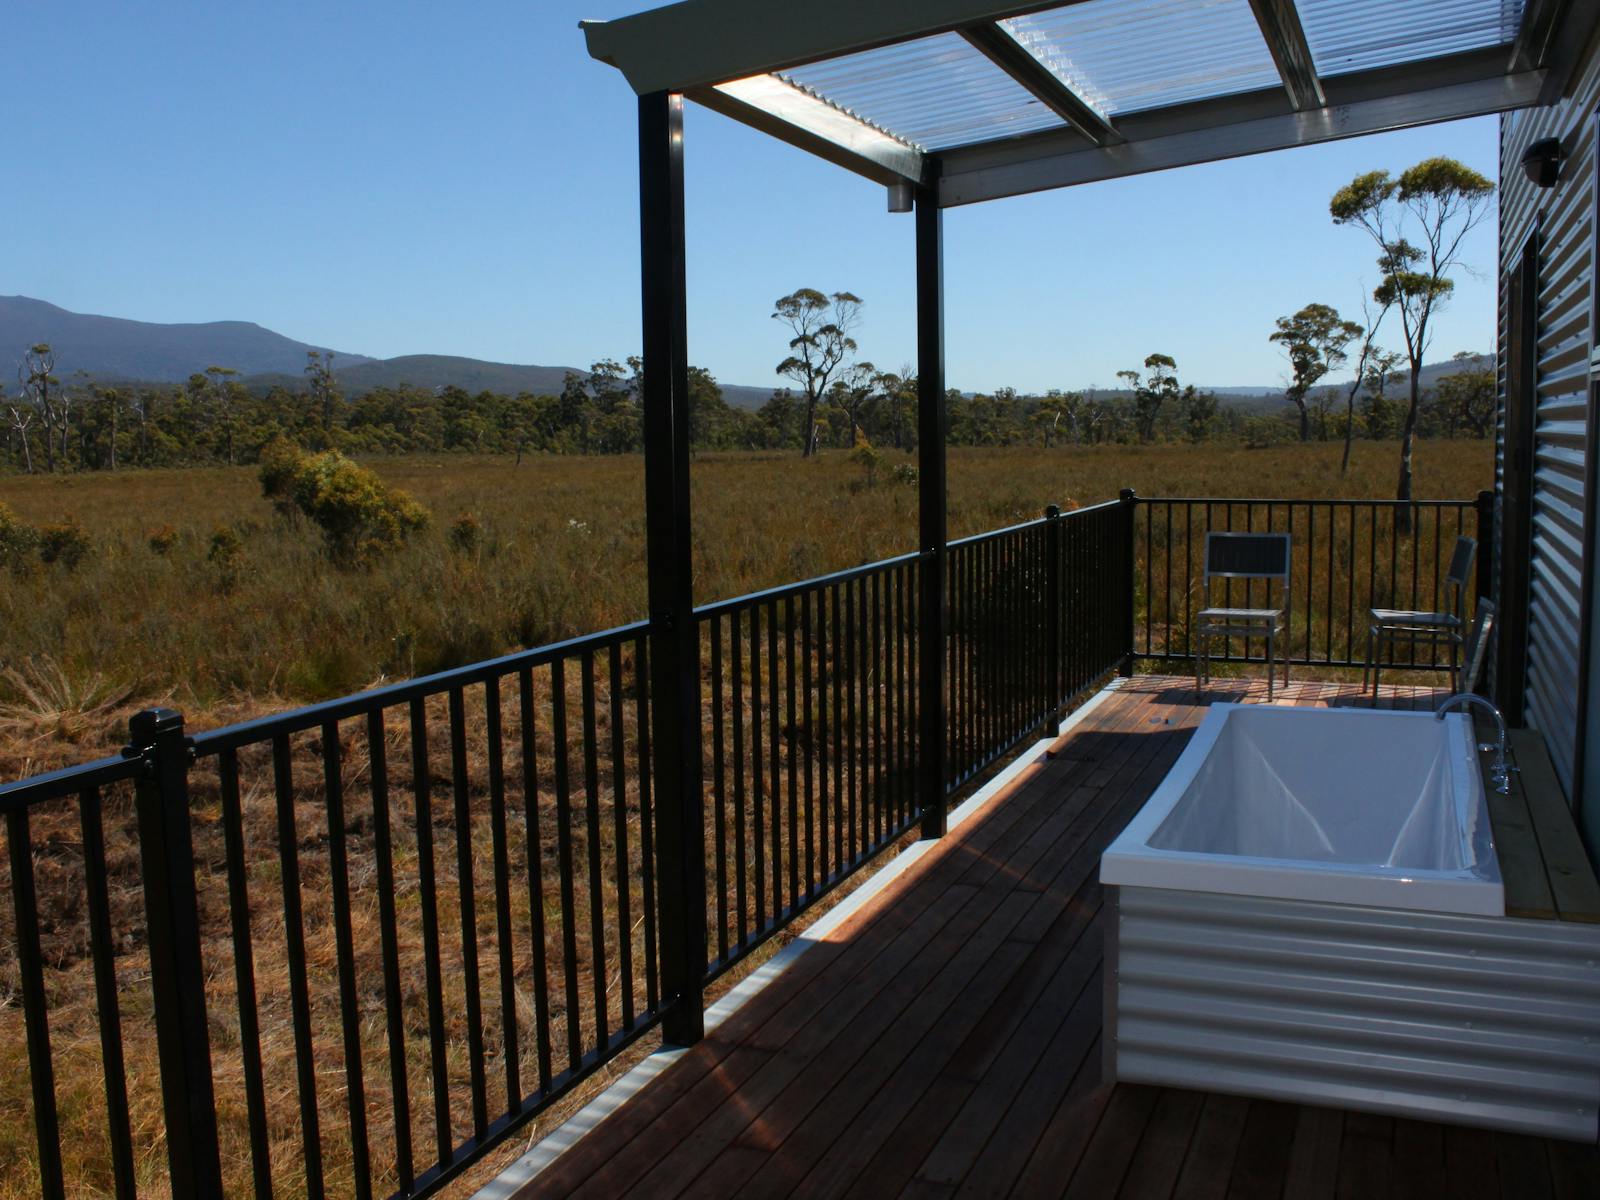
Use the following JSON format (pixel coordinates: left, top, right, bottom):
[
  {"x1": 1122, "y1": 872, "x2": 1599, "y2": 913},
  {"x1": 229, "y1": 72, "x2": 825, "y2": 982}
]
[{"x1": 514, "y1": 677, "x2": 1600, "y2": 1199}]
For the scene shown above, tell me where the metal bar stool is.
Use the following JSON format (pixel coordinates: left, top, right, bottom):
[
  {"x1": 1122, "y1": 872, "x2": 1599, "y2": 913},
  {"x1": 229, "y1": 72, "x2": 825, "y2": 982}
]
[
  {"x1": 1365, "y1": 535, "x2": 1476, "y2": 695},
  {"x1": 1195, "y1": 531, "x2": 1292, "y2": 700}
]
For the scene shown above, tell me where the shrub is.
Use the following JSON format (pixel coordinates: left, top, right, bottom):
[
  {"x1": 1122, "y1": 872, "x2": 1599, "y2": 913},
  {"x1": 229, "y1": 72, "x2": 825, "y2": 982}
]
[
  {"x1": 287, "y1": 450, "x2": 430, "y2": 565},
  {"x1": 850, "y1": 443, "x2": 883, "y2": 488},
  {"x1": 0, "y1": 503, "x2": 39, "y2": 574},
  {"x1": 258, "y1": 436, "x2": 305, "y2": 519},
  {"x1": 448, "y1": 512, "x2": 483, "y2": 555},
  {"x1": 891, "y1": 463, "x2": 919, "y2": 487},
  {"x1": 147, "y1": 524, "x2": 180, "y2": 555},
  {"x1": 209, "y1": 531, "x2": 243, "y2": 572},
  {"x1": 37, "y1": 518, "x2": 91, "y2": 569}
]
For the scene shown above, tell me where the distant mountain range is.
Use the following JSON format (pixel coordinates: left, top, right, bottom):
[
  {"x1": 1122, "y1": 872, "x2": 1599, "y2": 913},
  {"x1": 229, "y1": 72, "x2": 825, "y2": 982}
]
[{"x1": 0, "y1": 295, "x2": 1486, "y2": 412}]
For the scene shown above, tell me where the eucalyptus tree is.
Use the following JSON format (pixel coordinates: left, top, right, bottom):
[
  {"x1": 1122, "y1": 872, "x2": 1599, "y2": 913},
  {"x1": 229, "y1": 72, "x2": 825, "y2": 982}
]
[
  {"x1": 1331, "y1": 157, "x2": 1494, "y2": 521},
  {"x1": 1269, "y1": 303, "x2": 1361, "y2": 442},
  {"x1": 772, "y1": 288, "x2": 863, "y2": 457},
  {"x1": 1117, "y1": 353, "x2": 1179, "y2": 443},
  {"x1": 1337, "y1": 293, "x2": 1392, "y2": 473},
  {"x1": 18, "y1": 343, "x2": 61, "y2": 472}
]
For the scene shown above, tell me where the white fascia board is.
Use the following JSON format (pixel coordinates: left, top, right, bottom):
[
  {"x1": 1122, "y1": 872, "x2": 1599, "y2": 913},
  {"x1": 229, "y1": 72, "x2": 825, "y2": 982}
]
[
  {"x1": 581, "y1": 0, "x2": 1086, "y2": 95},
  {"x1": 690, "y1": 75, "x2": 925, "y2": 186}
]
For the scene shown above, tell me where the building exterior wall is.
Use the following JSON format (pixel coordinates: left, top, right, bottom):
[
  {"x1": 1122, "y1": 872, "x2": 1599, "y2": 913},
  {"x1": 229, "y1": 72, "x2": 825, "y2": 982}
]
[{"x1": 1497, "y1": 32, "x2": 1600, "y2": 831}]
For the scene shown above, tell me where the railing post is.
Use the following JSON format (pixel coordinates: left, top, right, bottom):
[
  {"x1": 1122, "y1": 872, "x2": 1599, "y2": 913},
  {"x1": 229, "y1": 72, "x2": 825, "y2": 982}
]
[
  {"x1": 1119, "y1": 488, "x2": 1137, "y2": 677},
  {"x1": 639, "y1": 90, "x2": 706, "y2": 1044},
  {"x1": 1474, "y1": 489, "x2": 1495, "y2": 603},
  {"x1": 126, "y1": 708, "x2": 223, "y2": 1199},
  {"x1": 1044, "y1": 504, "x2": 1063, "y2": 717}
]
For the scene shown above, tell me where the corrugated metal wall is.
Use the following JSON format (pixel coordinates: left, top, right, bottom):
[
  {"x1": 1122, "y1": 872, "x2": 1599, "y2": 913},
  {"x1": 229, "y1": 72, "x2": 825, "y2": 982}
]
[
  {"x1": 1106, "y1": 886, "x2": 1600, "y2": 1141},
  {"x1": 1498, "y1": 39, "x2": 1600, "y2": 801}
]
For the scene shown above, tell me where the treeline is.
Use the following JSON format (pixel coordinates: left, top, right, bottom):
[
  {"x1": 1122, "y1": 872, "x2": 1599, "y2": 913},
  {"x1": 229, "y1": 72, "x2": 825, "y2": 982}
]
[{"x1": 2, "y1": 343, "x2": 1492, "y2": 476}]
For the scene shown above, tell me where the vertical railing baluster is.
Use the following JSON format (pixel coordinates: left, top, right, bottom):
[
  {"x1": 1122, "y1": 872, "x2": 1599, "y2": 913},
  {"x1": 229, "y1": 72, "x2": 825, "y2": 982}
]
[
  {"x1": 580, "y1": 658, "x2": 609, "y2": 1052},
  {"x1": 409, "y1": 698, "x2": 452, "y2": 1165},
  {"x1": 321, "y1": 719, "x2": 372, "y2": 1199},
  {"x1": 604, "y1": 650, "x2": 634, "y2": 1033},
  {"x1": 751, "y1": 606, "x2": 767, "y2": 933},
  {"x1": 550, "y1": 659, "x2": 582, "y2": 1072},
  {"x1": 633, "y1": 639, "x2": 659, "y2": 1011},
  {"x1": 710, "y1": 615, "x2": 729, "y2": 962},
  {"x1": 801, "y1": 591, "x2": 816, "y2": 897},
  {"x1": 768, "y1": 600, "x2": 782, "y2": 920},
  {"x1": 8, "y1": 806, "x2": 64, "y2": 1200},
  {"x1": 731, "y1": 612, "x2": 748, "y2": 948},
  {"x1": 786, "y1": 595, "x2": 799, "y2": 908},
  {"x1": 79, "y1": 787, "x2": 138, "y2": 1200},
  {"x1": 448, "y1": 687, "x2": 489, "y2": 1137},
  {"x1": 365, "y1": 710, "x2": 415, "y2": 1191},
  {"x1": 487, "y1": 677, "x2": 523, "y2": 1090},
  {"x1": 519, "y1": 667, "x2": 555, "y2": 1091},
  {"x1": 816, "y1": 586, "x2": 830, "y2": 885},
  {"x1": 845, "y1": 580, "x2": 857, "y2": 866},
  {"x1": 272, "y1": 732, "x2": 326, "y2": 1198}
]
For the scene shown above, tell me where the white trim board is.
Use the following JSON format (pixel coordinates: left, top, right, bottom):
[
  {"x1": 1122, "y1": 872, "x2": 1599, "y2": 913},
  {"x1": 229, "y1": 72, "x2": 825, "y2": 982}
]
[{"x1": 474, "y1": 681, "x2": 1123, "y2": 1198}]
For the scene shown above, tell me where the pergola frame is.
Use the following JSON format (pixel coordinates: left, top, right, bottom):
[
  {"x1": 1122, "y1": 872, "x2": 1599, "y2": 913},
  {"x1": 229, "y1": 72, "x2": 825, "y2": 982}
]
[{"x1": 607, "y1": 0, "x2": 1597, "y2": 1045}]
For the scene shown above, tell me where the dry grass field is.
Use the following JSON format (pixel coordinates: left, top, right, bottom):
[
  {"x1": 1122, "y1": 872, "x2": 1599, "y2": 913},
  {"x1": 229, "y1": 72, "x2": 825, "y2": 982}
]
[
  {"x1": 0, "y1": 439, "x2": 1493, "y2": 1198},
  {"x1": 0, "y1": 438, "x2": 1492, "y2": 768}
]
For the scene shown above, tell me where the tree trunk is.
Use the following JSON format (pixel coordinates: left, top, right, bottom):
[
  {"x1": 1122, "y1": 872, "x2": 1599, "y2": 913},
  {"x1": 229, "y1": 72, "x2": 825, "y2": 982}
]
[
  {"x1": 1395, "y1": 368, "x2": 1421, "y2": 534},
  {"x1": 1340, "y1": 382, "x2": 1358, "y2": 474},
  {"x1": 1296, "y1": 400, "x2": 1309, "y2": 442},
  {"x1": 802, "y1": 394, "x2": 819, "y2": 457}
]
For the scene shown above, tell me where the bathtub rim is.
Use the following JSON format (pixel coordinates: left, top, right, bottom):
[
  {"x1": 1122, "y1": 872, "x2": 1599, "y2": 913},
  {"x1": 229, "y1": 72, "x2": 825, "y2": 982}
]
[{"x1": 1100, "y1": 702, "x2": 1504, "y2": 917}]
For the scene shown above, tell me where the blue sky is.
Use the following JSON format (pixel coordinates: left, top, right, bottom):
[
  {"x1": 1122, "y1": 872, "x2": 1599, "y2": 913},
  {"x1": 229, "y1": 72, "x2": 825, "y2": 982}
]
[{"x1": 6, "y1": 1, "x2": 1500, "y2": 394}]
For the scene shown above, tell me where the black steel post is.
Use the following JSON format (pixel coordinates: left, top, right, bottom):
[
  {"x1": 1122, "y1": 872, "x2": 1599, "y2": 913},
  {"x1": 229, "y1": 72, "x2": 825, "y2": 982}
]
[
  {"x1": 1474, "y1": 489, "x2": 1495, "y2": 603},
  {"x1": 639, "y1": 90, "x2": 706, "y2": 1044},
  {"x1": 128, "y1": 708, "x2": 223, "y2": 1199},
  {"x1": 1045, "y1": 504, "x2": 1063, "y2": 718},
  {"x1": 1119, "y1": 488, "x2": 1138, "y2": 677},
  {"x1": 916, "y1": 169, "x2": 948, "y2": 839}
]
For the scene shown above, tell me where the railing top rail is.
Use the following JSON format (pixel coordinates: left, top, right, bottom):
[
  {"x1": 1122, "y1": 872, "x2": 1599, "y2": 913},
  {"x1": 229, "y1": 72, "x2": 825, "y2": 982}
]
[
  {"x1": 1137, "y1": 495, "x2": 1477, "y2": 507},
  {"x1": 693, "y1": 548, "x2": 927, "y2": 620},
  {"x1": 946, "y1": 497, "x2": 1124, "y2": 552},
  {"x1": 0, "y1": 752, "x2": 142, "y2": 811},
  {"x1": 191, "y1": 619, "x2": 650, "y2": 754}
]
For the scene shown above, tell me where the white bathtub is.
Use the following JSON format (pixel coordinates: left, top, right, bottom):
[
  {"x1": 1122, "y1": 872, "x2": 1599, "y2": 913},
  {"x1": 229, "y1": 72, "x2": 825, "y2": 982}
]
[{"x1": 1101, "y1": 703, "x2": 1503, "y2": 916}]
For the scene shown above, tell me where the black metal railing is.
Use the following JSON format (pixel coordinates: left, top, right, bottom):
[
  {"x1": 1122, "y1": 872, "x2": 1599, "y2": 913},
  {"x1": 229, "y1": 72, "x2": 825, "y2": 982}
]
[
  {"x1": 1131, "y1": 492, "x2": 1493, "y2": 672},
  {"x1": 697, "y1": 552, "x2": 923, "y2": 979},
  {"x1": 0, "y1": 491, "x2": 1142, "y2": 1198},
  {"x1": 1, "y1": 625, "x2": 661, "y2": 1199},
  {"x1": 946, "y1": 497, "x2": 1132, "y2": 788}
]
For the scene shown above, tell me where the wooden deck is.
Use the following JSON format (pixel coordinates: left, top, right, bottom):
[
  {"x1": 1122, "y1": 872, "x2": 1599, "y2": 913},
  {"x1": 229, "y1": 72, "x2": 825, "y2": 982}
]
[{"x1": 516, "y1": 677, "x2": 1600, "y2": 1199}]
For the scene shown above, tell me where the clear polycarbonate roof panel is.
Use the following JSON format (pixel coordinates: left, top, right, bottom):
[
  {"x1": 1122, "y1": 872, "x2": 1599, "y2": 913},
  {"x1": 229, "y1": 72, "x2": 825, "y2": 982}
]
[
  {"x1": 998, "y1": 0, "x2": 1283, "y2": 117},
  {"x1": 778, "y1": 32, "x2": 1069, "y2": 150},
  {"x1": 1297, "y1": 0, "x2": 1527, "y2": 76}
]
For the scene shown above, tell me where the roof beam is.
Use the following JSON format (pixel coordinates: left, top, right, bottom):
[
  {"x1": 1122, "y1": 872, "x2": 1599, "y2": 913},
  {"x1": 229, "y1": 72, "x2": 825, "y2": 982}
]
[
  {"x1": 1511, "y1": 0, "x2": 1573, "y2": 72},
  {"x1": 1246, "y1": 0, "x2": 1325, "y2": 111},
  {"x1": 581, "y1": 0, "x2": 1091, "y2": 95},
  {"x1": 1512, "y1": 0, "x2": 1600, "y2": 104},
  {"x1": 940, "y1": 64, "x2": 1544, "y2": 206},
  {"x1": 687, "y1": 75, "x2": 925, "y2": 187},
  {"x1": 959, "y1": 22, "x2": 1121, "y2": 147}
]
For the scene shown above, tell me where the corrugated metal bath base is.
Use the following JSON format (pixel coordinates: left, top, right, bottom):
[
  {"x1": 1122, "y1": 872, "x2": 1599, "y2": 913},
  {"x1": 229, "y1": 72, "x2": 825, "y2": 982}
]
[{"x1": 1104, "y1": 885, "x2": 1600, "y2": 1142}]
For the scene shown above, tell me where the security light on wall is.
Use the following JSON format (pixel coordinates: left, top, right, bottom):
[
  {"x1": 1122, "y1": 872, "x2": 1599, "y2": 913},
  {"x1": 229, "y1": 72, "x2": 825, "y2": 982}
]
[{"x1": 1520, "y1": 137, "x2": 1565, "y2": 188}]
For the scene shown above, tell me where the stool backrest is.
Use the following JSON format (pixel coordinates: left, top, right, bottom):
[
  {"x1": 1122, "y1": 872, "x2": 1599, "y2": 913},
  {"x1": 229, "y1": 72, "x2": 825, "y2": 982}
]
[
  {"x1": 1460, "y1": 597, "x2": 1496, "y2": 694},
  {"x1": 1443, "y1": 535, "x2": 1477, "y2": 619},
  {"x1": 1202, "y1": 531, "x2": 1291, "y2": 610}
]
